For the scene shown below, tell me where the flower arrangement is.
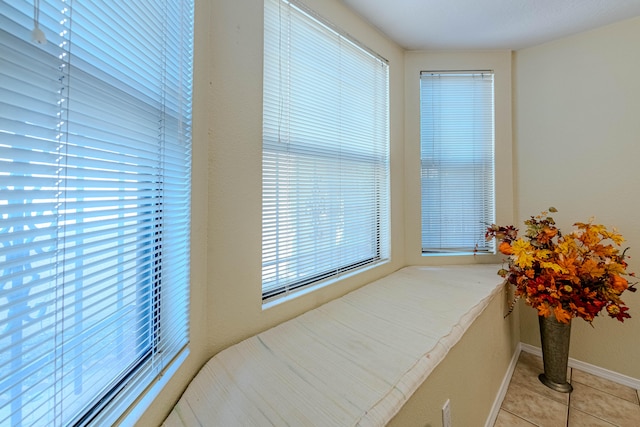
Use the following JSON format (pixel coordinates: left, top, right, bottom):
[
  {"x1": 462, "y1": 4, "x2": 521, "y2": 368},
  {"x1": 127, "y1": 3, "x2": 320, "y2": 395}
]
[{"x1": 486, "y1": 208, "x2": 636, "y2": 324}]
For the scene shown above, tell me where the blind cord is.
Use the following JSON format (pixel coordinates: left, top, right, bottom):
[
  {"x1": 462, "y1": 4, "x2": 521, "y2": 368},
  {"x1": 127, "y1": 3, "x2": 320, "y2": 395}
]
[{"x1": 32, "y1": 0, "x2": 47, "y2": 44}]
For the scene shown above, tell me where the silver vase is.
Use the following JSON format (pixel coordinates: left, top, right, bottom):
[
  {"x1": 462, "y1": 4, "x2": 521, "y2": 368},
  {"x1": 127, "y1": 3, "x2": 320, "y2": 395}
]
[{"x1": 538, "y1": 313, "x2": 573, "y2": 393}]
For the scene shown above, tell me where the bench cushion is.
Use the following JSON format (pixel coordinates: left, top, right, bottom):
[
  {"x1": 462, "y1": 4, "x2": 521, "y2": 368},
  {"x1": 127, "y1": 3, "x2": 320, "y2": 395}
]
[{"x1": 163, "y1": 265, "x2": 503, "y2": 427}]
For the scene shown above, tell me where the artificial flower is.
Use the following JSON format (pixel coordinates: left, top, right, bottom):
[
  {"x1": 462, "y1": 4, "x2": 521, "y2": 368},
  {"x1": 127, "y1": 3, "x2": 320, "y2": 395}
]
[{"x1": 485, "y1": 209, "x2": 636, "y2": 324}]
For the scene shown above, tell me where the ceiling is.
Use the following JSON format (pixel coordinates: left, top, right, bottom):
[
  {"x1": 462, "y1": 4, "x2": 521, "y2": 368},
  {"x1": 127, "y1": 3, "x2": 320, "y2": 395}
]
[{"x1": 340, "y1": 0, "x2": 640, "y2": 50}]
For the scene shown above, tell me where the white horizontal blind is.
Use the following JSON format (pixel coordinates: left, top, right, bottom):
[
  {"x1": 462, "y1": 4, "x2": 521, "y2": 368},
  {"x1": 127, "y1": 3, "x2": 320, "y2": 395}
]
[
  {"x1": 263, "y1": 0, "x2": 390, "y2": 300},
  {"x1": 0, "y1": 1, "x2": 192, "y2": 425},
  {"x1": 420, "y1": 72, "x2": 495, "y2": 253}
]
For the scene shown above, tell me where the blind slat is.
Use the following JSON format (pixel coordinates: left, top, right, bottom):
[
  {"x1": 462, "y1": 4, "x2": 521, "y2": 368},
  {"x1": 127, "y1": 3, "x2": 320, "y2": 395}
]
[
  {"x1": 262, "y1": 0, "x2": 389, "y2": 300},
  {"x1": 0, "y1": 0, "x2": 193, "y2": 425},
  {"x1": 420, "y1": 72, "x2": 495, "y2": 253}
]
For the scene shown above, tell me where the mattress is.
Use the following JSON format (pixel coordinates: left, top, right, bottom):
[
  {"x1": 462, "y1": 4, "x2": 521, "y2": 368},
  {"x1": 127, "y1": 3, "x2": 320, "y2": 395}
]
[{"x1": 163, "y1": 265, "x2": 504, "y2": 427}]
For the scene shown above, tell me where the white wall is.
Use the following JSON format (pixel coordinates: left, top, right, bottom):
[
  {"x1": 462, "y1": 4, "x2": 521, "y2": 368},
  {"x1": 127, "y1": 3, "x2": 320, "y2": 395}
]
[{"x1": 514, "y1": 16, "x2": 640, "y2": 379}]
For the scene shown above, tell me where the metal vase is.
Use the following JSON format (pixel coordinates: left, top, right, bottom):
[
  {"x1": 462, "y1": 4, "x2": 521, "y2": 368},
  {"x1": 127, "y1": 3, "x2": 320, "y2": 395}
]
[{"x1": 538, "y1": 313, "x2": 573, "y2": 393}]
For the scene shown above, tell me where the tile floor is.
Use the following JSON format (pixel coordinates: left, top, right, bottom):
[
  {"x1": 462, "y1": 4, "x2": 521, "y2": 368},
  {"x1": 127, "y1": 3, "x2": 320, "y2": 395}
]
[{"x1": 493, "y1": 351, "x2": 640, "y2": 427}]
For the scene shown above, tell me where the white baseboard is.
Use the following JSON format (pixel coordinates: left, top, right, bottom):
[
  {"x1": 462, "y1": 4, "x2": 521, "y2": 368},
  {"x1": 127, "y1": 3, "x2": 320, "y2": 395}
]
[
  {"x1": 485, "y1": 342, "x2": 640, "y2": 427},
  {"x1": 484, "y1": 344, "x2": 522, "y2": 427},
  {"x1": 520, "y1": 342, "x2": 640, "y2": 390}
]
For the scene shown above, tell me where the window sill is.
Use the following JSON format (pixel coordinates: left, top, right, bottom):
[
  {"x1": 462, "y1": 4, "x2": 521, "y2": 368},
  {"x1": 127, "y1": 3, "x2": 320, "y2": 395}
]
[
  {"x1": 97, "y1": 347, "x2": 190, "y2": 427},
  {"x1": 422, "y1": 250, "x2": 495, "y2": 257},
  {"x1": 261, "y1": 260, "x2": 388, "y2": 310}
]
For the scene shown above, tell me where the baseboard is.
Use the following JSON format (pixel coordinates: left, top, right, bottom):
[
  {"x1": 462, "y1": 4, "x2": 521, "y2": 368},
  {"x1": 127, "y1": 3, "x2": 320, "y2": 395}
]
[
  {"x1": 484, "y1": 344, "x2": 522, "y2": 427},
  {"x1": 520, "y1": 342, "x2": 640, "y2": 390},
  {"x1": 485, "y1": 342, "x2": 640, "y2": 426}
]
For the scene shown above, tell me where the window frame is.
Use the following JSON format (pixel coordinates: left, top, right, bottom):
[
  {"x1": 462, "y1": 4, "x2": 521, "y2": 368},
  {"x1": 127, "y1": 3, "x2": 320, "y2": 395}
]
[
  {"x1": 419, "y1": 70, "x2": 496, "y2": 255},
  {"x1": 403, "y1": 51, "x2": 514, "y2": 265}
]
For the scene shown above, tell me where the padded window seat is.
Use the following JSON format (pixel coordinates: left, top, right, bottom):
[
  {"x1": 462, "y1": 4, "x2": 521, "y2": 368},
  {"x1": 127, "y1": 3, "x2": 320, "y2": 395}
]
[{"x1": 163, "y1": 265, "x2": 504, "y2": 426}]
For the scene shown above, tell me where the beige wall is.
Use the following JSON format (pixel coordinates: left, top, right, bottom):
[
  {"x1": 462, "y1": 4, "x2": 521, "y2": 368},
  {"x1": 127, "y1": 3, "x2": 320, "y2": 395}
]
[
  {"x1": 404, "y1": 50, "x2": 515, "y2": 265},
  {"x1": 133, "y1": 3, "x2": 640, "y2": 426},
  {"x1": 388, "y1": 283, "x2": 518, "y2": 427},
  {"x1": 204, "y1": 0, "x2": 405, "y2": 356},
  {"x1": 514, "y1": 16, "x2": 640, "y2": 379},
  {"x1": 399, "y1": 51, "x2": 519, "y2": 426},
  {"x1": 134, "y1": 0, "x2": 406, "y2": 425}
]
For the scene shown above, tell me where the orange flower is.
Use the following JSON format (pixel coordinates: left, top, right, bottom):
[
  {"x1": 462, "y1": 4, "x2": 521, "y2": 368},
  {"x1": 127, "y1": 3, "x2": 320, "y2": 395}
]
[
  {"x1": 611, "y1": 275, "x2": 628, "y2": 293},
  {"x1": 498, "y1": 241, "x2": 513, "y2": 255}
]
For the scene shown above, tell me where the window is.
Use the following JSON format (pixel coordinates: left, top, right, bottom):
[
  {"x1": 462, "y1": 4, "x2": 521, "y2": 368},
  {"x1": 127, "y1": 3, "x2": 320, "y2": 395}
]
[
  {"x1": 262, "y1": 0, "x2": 389, "y2": 300},
  {"x1": 0, "y1": 1, "x2": 192, "y2": 426},
  {"x1": 420, "y1": 72, "x2": 495, "y2": 254}
]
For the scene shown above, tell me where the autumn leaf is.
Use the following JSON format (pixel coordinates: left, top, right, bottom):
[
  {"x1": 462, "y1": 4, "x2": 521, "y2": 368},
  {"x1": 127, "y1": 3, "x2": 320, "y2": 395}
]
[
  {"x1": 609, "y1": 232, "x2": 625, "y2": 245},
  {"x1": 512, "y1": 238, "x2": 535, "y2": 268},
  {"x1": 589, "y1": 224, "x2": 607, "y2": 236},
  {"x1": 540, "y1": 261, "x2": 565, "y2": 274},
  {"x1": 555, "y1": 252, "x2": 579, "y2": 279},
  {"x1": 590, "y1": 244, "x2": 617, "y2": 258},
  {"x1": 579, "y1": 259, "x2": 605, "y2": 279},
  {"x1": 535, "y1": 249, "x2": 552, "y2": 260},
  {"x1": 537, "y1": 303, "x2": 552, "y2": 317},
  {"x1": 554, "y1": 306, "x2": 572, "y2": 324},
  {"x1": 570, "y1": 302, "x2": 588, "y2": 318},
  {"x1": 609, "y1": 305, "x2": 631, "y2": 321},
  {"x1": 606, "y1": 262, "x2": 627, "y2": 276},
  {"x1": 537, "y1": 226, "x2": 558, "y2": 244}
]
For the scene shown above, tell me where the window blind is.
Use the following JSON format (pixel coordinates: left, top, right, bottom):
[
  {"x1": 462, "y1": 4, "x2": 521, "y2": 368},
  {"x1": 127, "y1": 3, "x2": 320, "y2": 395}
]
[
  {"x1": 420, "y1": 72, "x2": 495, "y2": 253},
  {"x1": 0, "y1": 1, "x2": 192, "y2": 426},
  {"x1": 262, "y1": 0, "x2": 390, "y2": 300}
]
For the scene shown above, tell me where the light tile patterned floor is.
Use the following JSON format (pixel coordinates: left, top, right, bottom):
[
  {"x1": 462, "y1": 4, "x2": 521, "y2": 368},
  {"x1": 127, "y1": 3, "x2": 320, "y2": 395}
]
[{"x1": 494, "y1": 352, "x2": 640, "y2": 427}]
